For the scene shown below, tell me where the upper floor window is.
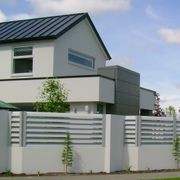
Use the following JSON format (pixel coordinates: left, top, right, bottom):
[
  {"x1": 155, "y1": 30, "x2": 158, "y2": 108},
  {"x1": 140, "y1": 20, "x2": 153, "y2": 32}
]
[
  {"x1": 68, "y1": 50, "x2": 95, "y2": 69},
  {"x1": 13, "y1": 47, "x2": 33, "y2": 74}
]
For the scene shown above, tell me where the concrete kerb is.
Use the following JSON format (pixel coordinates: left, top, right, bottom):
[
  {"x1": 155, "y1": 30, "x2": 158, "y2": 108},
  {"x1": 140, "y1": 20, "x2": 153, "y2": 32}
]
[{"x1": 0, "y1": 171, "x2": 180, "y2": 180}]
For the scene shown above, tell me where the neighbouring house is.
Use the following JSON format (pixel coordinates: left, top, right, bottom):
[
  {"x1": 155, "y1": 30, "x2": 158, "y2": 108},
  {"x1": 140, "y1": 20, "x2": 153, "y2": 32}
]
[{"x1": 0, "y1": 13, "x2": 155, "y2": 115}]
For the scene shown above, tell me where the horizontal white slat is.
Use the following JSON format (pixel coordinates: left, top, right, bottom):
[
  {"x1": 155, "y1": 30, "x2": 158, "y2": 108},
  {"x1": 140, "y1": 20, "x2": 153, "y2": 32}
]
[
  {"x1": 26, "y1": 112, "x2": 102, "y2": 119},
  {"x1": 27, "y1": 118, "x2": 102, "y2": 125},
  {"x1": 141, "y1": 141, "x2": 173, "y2": 144},
  {"x1": 141, "y1": 127, "x2": 173, "y2": 131},
  {"x1": 125, "y1": 116, "x2": 137, "y2": 120},
  {"x1": 26, "y1": 124, "x2": 102, "y2": 129},
  {"x1": 26, "y1": 134, "x2": 102, "y2": 138},
  {"x1": 141, "y1": 135, "x2": 173, "y2": 139},
  {"x1": 11, "y1": 127, "x2": 20, "y2": 131},
  {"x1": 26, "y1": 139, "x2": 102, "y2": 143},
  {"x1": 141, "y1": 116, "x2": 173, "y2": 121},
  {"x1": 26, "y1": 128, "x2": 102, "y2": 134},
  {"x1": 124, "y1": 140, "x2": 135, "y2": 144},
  {"x1": 125, "y1": 130, "x2": 136, "y2": 134}
]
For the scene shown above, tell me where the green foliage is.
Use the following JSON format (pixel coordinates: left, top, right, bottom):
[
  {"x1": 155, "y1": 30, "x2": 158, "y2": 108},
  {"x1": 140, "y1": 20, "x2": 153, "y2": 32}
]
[
  {"x1": 3, "y1": 169, "x2": 13, "y2": 176},
  {"x1": 166, "y1": 106, "x2": 176, "y2": 117},
  {"x1": 35, "y1": 79, "x2": 70, "y2": 112},
  {"x1": 61, "y1": 132, "x2": 73, "y2": 173},
  {"x1": 126, "y1": 165, "x2": 132, "y2": 173},
  {"x1": 173, "y1": 136, "x2": 180, "y2": 169}
]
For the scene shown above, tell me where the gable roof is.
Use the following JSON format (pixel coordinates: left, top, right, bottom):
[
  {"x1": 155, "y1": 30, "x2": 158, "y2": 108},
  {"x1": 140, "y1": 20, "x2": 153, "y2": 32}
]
[{"x1": 0, "y1": 13, "x2": 111, "y2": 59}]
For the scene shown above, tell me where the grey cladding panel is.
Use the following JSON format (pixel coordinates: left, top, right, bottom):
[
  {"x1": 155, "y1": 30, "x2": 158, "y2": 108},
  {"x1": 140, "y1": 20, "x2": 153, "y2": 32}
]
[
  {"x1": 116, "y1": 81, "x2": 129, "y2": 93},
  {"x1": 128, "y1": 74, "x2": 140, "y2": 85},
  {"x1": 128, "y1": 96, "x2": 139, "y2": 106},
  {"x1": 128, "y1": 106, "x2": 139, "y2": 115},
  {"x1": 98, "y1": 65, "x2": 140, "y2": 115},
  {"x1": 117, "y1": 69, "x2": 130, "y2": 82},
  {"x1": 98, "y1": 68, "x2": 116, "y2": 79},
  {"x1": 115, "y1": 104, "x2": 129, "y2": 115},
  {"x1": 116, "y1": 93, "x2": 129, "y2": 105},
  {"x1": 128, "y1": 84, "x2": 139, "y2": 96}
]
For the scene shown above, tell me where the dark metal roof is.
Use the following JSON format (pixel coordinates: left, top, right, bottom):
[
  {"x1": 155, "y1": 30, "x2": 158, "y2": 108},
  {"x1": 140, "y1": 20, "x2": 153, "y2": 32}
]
[
  {"x1": 0, "y1": 13, "x2": 111, "y2": 59},
  {"x1": 0, "y1": 100, "x2": 19, "y2": 110}
]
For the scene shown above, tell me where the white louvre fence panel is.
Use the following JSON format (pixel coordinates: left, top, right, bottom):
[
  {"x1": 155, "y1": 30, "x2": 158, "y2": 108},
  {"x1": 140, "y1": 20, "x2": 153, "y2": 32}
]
[
  {"x1": 124, "y1": 116, "x2": 176, "y2": 145},
  {"x1": 176, "y1": 117, "x2": 180, "y2": 137},
  {"x1": 140, "y1": 116, "x2": 174, "y2": 145},
  {"x1": 10, "y1": 112, "x2": 103, "y2": 146},
  {"x1": 124, "y1": 116, "x2": 137, "y2": 144},
  {"x1": 10, "y1": 112, "x2": 21, "y2": 145}
]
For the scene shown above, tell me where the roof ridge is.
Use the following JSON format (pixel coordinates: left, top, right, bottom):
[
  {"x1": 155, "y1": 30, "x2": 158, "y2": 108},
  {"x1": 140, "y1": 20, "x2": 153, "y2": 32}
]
[{"x1": 0, "y1": 12, "x2": 88, "y2": 25}]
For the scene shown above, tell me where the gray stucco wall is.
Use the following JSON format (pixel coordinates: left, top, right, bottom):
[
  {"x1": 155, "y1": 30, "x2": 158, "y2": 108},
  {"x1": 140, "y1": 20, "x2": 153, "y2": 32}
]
[{"x1": 98, "y1": 66, "x2": 140, "y2": 115}]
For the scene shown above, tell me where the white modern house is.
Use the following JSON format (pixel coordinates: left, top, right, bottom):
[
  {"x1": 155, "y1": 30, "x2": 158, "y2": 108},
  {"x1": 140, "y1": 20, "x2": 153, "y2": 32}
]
[
  {"x1": 0, "y1": 13, "x2": 176, "y2": 175},
  {"x1": 0, "y1": 13, "x2": 155, "y2": 115}
]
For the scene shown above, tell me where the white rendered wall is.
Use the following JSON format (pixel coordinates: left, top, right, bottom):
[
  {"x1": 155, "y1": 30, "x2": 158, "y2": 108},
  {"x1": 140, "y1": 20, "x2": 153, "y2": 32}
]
[
  {"x1": 0, "y1": 41, "x2": 54, "y2": 79},
  {"x1": 123, "y1": 145, "x2": 175, "y2": 171},
  {"x1": 10, "y1": 145, "x2": 104, "y2": 174},
  {"x1": 123, "y1": 145, "x2": 141, "y2": 171},
  {"x1": 138, "y1": 145, "x2": 175, "y2": 170},
  {"x1": 0, "y1": 111, "x2": 10, "y2": 173},
  {"x1": 54, "y1": 19, "x2": 107, "y2": 76},
  {"x1": 140, "y1": 88, "x2": 155, "y2": 110},
  {"x1": 0, "y1": 77, "x2": 114, "y2": 104}
]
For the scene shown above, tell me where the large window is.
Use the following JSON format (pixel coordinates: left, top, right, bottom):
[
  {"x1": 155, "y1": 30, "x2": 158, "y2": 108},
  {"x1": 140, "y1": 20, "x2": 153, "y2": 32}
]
[
  {"x1": 68, "y1": 50, "x2": 95, "y2": 69},
  {"x1": 13, "y1": 47, "x2": 33, "y2": 74}
]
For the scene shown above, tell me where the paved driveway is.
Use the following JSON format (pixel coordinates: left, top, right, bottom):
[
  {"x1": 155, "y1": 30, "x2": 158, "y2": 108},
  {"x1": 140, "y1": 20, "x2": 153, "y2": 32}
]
[{"x1": 0, "y1": 172, "x2": 180, "y2": 180}]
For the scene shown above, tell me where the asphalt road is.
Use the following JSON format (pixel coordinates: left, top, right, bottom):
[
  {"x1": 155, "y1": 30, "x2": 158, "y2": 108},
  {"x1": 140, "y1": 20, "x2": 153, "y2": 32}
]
[{"x1": 0, "y1": 172, "x2": 180, "y2": 180}]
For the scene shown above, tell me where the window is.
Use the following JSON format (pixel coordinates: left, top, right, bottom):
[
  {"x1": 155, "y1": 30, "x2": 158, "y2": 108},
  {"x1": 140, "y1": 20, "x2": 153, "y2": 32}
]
[
  {"x1": 97, "y1": 103, "x2": 104, "y2": 114},
  {"x1": 68, "y1": 50, "x2": 95, "y2": 69},
  {"x1": 13, "y1": 47, "x2": 33, "y2": 74}
]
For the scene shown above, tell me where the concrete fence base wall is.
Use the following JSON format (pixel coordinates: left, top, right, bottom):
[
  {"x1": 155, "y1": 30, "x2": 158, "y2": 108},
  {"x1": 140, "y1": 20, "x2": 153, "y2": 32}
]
[
  {"x1": 123, "y1": 145, "x2": 176, "y2": 171},
  {"x1": 10, "y1": 146, "x2": 104, "y2": 174}
]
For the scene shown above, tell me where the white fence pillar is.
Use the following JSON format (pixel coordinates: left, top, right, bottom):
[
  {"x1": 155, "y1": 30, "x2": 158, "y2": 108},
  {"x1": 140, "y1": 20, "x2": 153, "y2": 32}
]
[
  {"x1": 0, "y1": 110, "x2": 10, "y2": 173},
  {"x1": 104, "y1": 115, "x2": 124, "y2": 173}
]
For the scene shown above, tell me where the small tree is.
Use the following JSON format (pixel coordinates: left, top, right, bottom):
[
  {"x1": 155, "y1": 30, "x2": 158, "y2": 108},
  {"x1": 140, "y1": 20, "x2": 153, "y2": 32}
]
[
  {"x1": 61, "y1": 132, "x2": 73, "y2": 173},
  {"x1": 35, "y1": 79, "x2": 69, "y2": 112},
  {"x1": 173, "y1": 136, "x2": 180, "y2": 169},
  {"x1": 166, "y1": 106, "x2": 176, "y2": 117},
  {"x1": 153, "y1": 92, "x2": 166, "y2": 116}
]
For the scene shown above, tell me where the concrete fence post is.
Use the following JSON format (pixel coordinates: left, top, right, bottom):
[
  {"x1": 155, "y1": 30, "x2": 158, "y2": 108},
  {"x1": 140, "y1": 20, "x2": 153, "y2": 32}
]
[
  {"x1": 22, "y1": 112, "x2": 27, "y2": 147},
  {"x1": 19, "y1": 111, "x2": 27, "y2": 147},
  {"x1": 173, "y1": 115, "x2": 177, "y2": 141},
  {"x1": 135, "y1": 116, "x2": 141, "y2": 147},
  {"x1": 19, "y1": 112, "x2": 23, "y2": 147},
  {"x1": 138, "y1": 116, "x2": 141, "y2": 146},
  {"x1": 102, "y1": 114, "x2": 106, "y2": 147}
]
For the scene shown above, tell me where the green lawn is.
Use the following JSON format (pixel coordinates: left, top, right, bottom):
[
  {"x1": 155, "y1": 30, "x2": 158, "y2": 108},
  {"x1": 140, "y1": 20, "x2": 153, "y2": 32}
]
[{"x1": 155, "y1": 178, "x2": 180, "y2": 180}]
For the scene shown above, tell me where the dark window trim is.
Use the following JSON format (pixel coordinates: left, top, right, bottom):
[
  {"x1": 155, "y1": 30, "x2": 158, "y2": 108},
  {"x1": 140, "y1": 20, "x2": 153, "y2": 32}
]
[
  {"x1": 68, "y1": 49, "x2": 95, "y2": 69},
  {"x1": 12, "y1": 46, "x2": 33, "y2": 74}
]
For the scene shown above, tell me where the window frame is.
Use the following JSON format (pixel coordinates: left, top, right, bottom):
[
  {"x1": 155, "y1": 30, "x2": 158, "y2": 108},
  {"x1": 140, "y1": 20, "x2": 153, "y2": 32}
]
[
  {"x1": 68, "y1": 49, "x2": 95, "y2": 70},
  {"x1": 12, "y1": 46, "x2": 33, "y2": 76}
]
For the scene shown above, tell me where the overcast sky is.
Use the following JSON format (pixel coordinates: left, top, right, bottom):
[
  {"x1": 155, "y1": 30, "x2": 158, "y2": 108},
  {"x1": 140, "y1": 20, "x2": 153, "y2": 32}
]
[{"x1": 0, "y1": 0, "x2": 180, "y2": 112}]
